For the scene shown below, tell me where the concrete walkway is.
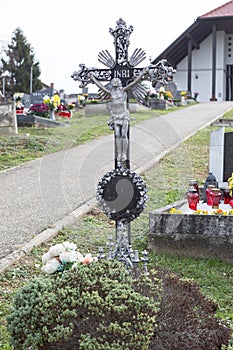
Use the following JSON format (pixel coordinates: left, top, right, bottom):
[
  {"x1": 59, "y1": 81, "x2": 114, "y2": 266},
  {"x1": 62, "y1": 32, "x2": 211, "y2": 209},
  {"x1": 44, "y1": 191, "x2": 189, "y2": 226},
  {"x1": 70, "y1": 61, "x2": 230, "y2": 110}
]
[{"x1": 1, "y1": 101, "x2": 233, "y2": 269}]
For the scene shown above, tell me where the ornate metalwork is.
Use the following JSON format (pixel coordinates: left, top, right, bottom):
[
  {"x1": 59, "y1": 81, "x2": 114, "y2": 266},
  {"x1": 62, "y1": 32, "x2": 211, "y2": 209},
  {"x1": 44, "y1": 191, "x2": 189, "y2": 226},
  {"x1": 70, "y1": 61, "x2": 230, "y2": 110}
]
[
  {"x1": 71, "y1": 18, "x2": 175, "y2": 93},
  {"x1": 109, "y1": 18, "x2": 133, "y2": 64},
  {"x1": 71, "y1": 19, "x2": 175, "y2": 272},
  {"x1": 98, "y1": 224, "x2": 150, "y2": 276},
  {"x1": 98, "y1": 50, "x2": 115, "y2": 68},
  {"x1": 96, "y1": 168, "x2": 148, "y2": 223},
  {"x1": 71, "y1": 64, "x2": 112, "y2": 88}
]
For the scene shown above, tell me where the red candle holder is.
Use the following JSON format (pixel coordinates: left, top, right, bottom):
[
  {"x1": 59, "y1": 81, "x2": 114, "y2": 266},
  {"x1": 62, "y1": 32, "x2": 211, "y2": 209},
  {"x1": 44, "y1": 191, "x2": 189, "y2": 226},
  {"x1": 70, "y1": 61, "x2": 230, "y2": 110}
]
[
  {"x1": 211, "y1": 188, "x2": 222, "y2": 209},
  {"x1": 187, "y1": 188, "x2": 199, "y2": 211},
  {"x1": 223, "y1": 188, "x2": 231, "y2": 204},
  {"x1": 206, "y1": 185, "x2": 215, "y2": 206}
]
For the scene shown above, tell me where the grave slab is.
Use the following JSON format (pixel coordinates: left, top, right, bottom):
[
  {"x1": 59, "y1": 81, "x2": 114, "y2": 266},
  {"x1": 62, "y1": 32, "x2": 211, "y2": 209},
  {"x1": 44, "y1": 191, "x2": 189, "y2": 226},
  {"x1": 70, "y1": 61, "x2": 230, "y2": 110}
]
[{"x1": 148, "y1": 199, "x2": 233, "y2": 262}]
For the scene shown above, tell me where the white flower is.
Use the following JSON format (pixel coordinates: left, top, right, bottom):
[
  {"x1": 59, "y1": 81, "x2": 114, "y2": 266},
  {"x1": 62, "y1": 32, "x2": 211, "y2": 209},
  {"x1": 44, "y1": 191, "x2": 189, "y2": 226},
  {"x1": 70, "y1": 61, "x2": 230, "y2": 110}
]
[
  {"x1": 48, "y1": 243, "x2": 65, "y2": 257},
  {"x1": 41, "y1": 252, "x2": 51, "y2": 264},
  {"x1": 76, "y1": 252, "x2": 84, "y2": 262},
  {"x1": 59, "y1": 250, "x2": 77, "y2": 263},
  {"x1": 43, "y1": 95, "x2": 50, "y2": 101},
  {"x1": 62, "y1": 241, "x2": 77, "y2": 251},
  {"x1": 41, "y1": 241, "x2": 97, "y2": 273},
  {"x1": 42, "y1": 258, "x2": 61, "y2": 274}
]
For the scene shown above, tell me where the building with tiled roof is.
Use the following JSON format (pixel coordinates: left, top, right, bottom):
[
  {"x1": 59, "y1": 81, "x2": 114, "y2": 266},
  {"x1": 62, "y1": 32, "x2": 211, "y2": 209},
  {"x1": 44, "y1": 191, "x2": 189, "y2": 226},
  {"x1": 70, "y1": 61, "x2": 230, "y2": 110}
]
[{"x1": 152, "y1": 1, "x2": 233, "y2": 102}]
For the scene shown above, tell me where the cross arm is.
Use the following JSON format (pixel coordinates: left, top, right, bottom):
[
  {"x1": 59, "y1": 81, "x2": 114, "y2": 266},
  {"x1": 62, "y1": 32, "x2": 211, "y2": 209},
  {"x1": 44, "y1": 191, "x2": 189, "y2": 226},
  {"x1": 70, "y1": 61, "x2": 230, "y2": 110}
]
[
  {"x1": 89, "y1": 73, "x2": 110, "y2": 95},
  {"x1": 71, "y1": 63, "x2": 111, "y2": 88},
  {"x1": 147, "y1": 59, "x2": 176, "y2": 85},
  {"x1": 124, "y1": 67, "x2": 149, "y2": 92}
]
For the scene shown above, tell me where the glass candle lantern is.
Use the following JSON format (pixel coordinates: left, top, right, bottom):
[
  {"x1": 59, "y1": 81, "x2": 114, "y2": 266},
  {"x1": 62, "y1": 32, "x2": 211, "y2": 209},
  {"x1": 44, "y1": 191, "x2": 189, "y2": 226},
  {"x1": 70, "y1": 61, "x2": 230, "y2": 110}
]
[
  {"x1": 206, "y1": 184, "x2": 215, "y2": 206},
  {"x1": 187, "y1": 188, "x2": 199, "y2": 211},
  {"x1": 211, "y1": 188, "x2": 222, "y2": 209},
  {"x1": 189, "y1": 179, "x2": 199, "y2": 194},
  {"x1": 223, "y1": 188, "x2": 231, "y2": 204}
]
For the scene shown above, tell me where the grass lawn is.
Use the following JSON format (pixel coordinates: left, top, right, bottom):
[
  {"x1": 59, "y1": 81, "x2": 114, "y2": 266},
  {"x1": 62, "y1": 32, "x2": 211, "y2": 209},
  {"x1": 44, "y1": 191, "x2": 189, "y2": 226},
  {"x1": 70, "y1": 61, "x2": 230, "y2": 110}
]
[
  {"x1": 0, "y1": 104, "x2": 233, "y2": 349},
  {"x1": 0, "y1": 107, "x2": 167, "y2": 172}
]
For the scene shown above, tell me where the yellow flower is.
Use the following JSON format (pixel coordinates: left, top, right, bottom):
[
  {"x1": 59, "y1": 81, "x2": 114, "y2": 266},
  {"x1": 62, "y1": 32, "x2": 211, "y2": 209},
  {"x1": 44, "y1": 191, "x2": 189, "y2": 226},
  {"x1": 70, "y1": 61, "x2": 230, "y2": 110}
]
[
  {"x1": 169, "y1": 208, "x2": 183, "y2": 214},
  {"x1": 53, "y1": 94, "x2": 60, "y2": 108},
  {"x1": 164, "y1": 91, "x2": 173, "y2": 99}
]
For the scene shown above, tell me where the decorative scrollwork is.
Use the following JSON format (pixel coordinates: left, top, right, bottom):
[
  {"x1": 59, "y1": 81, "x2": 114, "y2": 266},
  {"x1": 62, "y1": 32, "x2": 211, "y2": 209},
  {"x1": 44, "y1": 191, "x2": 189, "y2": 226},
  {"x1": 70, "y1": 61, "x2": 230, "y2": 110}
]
[
  {"x1": 148, "y1": 59, "x2": 176, "y2": 85},
  {"x1": 71, "y1": 64, "x2": 111, "y2": 88},
  {"x1": 110, "y1": 18, "x2": 133, "y2": 64}
]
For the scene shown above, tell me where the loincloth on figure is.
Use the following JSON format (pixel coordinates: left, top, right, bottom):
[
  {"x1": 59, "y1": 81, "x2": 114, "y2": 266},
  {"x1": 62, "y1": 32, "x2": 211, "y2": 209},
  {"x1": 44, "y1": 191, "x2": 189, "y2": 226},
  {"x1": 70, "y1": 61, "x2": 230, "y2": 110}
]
[{"x1": 108, "y1": 111, "x2": 129, "y2": 129}]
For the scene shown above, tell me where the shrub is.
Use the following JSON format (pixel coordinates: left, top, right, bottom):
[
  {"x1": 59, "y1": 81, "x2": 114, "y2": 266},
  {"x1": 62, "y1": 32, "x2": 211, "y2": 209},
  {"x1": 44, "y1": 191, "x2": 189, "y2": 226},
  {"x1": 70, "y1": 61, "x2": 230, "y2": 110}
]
[
  {"x1": 7, "y1": 260, "x2": 161, "y2": 350},
  {"x1": 6, "y1": 261, "x2": 231, "y2": 350}
]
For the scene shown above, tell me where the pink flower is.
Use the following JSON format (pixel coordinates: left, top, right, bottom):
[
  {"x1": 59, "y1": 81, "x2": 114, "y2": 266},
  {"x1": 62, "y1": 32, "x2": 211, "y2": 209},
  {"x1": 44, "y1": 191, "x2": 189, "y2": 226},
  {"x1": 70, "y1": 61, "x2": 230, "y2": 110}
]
[{"x1": 81, "y1": 253, "x2": 97, "y2": 264}]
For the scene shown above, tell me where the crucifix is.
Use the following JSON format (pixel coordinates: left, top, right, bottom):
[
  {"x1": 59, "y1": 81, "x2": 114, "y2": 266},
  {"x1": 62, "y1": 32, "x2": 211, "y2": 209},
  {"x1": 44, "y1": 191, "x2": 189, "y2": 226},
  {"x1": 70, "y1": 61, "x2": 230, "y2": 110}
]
[
  {"x1": 72, "y1": 18, "x2": 174, "y2": 170},
  {"x1": 71, "y1": 18, "x2": 175, "y2": 264}
]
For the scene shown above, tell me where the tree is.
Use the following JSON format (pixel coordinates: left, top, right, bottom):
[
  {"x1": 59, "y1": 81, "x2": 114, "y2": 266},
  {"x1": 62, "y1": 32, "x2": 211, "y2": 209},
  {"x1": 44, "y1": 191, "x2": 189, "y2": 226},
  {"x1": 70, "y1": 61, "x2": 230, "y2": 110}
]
[{"x1": 1, "y1": 27, "x2": 43, "y2": 96}]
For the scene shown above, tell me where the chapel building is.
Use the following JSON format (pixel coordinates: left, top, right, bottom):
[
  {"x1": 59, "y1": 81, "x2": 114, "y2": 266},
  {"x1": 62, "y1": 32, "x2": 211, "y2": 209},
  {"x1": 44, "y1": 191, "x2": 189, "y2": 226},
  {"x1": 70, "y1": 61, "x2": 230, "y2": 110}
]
[{"x1": 152, "y1": 1, "x2": 233, "y2": 102}]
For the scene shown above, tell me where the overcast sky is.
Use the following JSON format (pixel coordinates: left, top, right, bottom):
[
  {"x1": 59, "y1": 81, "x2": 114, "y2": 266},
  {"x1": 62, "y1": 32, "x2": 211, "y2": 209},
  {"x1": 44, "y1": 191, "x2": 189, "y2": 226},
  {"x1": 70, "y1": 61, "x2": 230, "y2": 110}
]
[{"x1": 0, "y1": 0, "x2": 227, "y2": 94}]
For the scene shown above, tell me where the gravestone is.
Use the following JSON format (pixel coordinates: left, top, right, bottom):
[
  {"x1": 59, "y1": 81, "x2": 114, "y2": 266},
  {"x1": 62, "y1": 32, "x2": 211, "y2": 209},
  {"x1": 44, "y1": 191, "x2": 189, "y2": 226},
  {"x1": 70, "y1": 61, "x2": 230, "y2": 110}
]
[
  {"x1": 209, "y1": 127, "x2": 233, "y2": 187},
  {"x1": 223, "y1": 131, "x2": 233, "y2": 181},
  {"x1": 209, "y1": 128, "x2": 224, "y2": 186},
  {"x1": 22, "y1": 87, "x2": 54, "y2": 109},
  {"x1": 0, "y1": 103, "x2": 18, "y2": 135}
]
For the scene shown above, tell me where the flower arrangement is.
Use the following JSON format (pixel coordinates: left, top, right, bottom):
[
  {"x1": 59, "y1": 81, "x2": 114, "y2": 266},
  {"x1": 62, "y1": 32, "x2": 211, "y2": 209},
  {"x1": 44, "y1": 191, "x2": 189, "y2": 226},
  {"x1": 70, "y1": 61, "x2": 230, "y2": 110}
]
[
  {"x1": 169, "y1": 207, "x2": 183, "y2": 214},
  {"x1": 57, "y1": 103, "x2": 67, "y2": 112},
  {"x1": 43, "y1": 94, "x2": 60, "y2": 112},
  {"x1": 41, "y1": 241, "x2": 97, "y2": 274},
  {"x1": 14, "y1": 93, "x2": 23, "y2": 103},
  {"x1": 164, "y1": 91, "x2": 173, "y2": 100},
  {"x1": 159, "y1": 86, "x2": 165, "y2": 99},
  {"x1": 28, "y1": 103, "x2": 49, "y2": 118},
  {"x1": 169, "y1": 207, "x2": 233, "y2": 215},
  {"x1": 67, "y1": 103, "x2": 75, "y2": 110},
  {"x1": 180, "y1": 91, "x2": 187, "y2": 96},
  {"x1": 193, "y1": 208, "x2": 233, "y2": 215},
  {"x1": 56, "y1": 104, "x2": 72, "y2": 118},
  {"x1": 14, "y1": 93, "x2": 24, "y2": 113}
]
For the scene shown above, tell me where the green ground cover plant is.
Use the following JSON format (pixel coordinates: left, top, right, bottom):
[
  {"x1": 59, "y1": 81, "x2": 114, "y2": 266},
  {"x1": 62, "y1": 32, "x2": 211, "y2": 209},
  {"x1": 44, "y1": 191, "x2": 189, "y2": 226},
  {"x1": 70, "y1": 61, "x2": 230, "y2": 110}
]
[{"x1": 0, "y1": 105, "x2": 233, "y2": 349}]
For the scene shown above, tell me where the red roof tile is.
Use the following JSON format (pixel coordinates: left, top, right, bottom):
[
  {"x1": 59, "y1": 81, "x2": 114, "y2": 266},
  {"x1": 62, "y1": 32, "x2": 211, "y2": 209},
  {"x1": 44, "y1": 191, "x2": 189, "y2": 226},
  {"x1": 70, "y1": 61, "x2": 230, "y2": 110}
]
[{"x1": 200, "y1": 0, "x2": 233, "y2": 18}]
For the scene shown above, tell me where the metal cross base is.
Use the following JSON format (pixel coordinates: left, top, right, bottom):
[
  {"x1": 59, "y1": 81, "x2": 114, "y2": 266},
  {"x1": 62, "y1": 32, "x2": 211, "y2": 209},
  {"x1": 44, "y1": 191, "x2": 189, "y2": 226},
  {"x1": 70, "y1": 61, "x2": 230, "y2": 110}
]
[{"x1": 98, "y1": 222, "x2": 149, "y2": 277}]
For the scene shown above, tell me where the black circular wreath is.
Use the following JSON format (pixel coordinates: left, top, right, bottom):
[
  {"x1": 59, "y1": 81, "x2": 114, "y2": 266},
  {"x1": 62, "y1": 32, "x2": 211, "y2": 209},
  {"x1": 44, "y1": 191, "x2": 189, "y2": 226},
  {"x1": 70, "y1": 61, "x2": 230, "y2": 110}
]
[{"x1": 96, "y1": 168, "x2": 148, "y2": 223}]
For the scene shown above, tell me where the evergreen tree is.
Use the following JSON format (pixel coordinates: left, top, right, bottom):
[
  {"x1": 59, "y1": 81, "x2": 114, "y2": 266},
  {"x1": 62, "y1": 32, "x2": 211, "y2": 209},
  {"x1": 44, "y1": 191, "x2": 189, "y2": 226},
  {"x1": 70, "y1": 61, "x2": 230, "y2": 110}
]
[{"x1": 1, "y1": 27, "x2": 43, "y2": 96}]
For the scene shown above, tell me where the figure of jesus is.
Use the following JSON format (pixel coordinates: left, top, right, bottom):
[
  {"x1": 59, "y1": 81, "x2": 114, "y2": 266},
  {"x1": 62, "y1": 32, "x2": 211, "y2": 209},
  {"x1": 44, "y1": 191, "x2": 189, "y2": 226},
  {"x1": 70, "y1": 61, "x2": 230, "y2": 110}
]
[{"x1": 89, "y1": 70, "x2": 147, "y2": 167}]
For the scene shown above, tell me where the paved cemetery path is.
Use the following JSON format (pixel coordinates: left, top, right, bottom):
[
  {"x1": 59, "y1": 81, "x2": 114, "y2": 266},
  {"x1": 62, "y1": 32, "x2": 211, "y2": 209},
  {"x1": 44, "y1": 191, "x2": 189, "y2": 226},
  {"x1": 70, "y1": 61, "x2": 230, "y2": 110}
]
[{"x1": 1, "y1": 101, "x2": 233, "y2": 267}]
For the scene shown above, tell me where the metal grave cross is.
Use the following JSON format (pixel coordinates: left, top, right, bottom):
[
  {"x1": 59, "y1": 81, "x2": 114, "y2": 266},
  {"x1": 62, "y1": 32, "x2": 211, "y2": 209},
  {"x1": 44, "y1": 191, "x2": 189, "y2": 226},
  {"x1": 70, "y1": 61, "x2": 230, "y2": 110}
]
[
  {"x1": 72, "y1": 18, "x2": 148, "y2": 90},
  {"x1": 71, "y1": 18, "x2": 174, "y2": 169},
  {"x1": 71, "y1": 18, "x2": 175, "y2": 269}
]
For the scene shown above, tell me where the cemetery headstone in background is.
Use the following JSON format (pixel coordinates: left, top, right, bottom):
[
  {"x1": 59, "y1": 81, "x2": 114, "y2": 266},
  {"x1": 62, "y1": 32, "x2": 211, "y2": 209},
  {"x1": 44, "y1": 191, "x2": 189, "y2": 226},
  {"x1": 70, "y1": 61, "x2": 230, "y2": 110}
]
[
  {"x1": 209, "y1": 127, "x2": 233, "y2": 187},
  {"x1": 22, "y1": 87, "x2": 54, "y2": 109},
  {"x1": 0, "y1": 103, "x2": 18, "y2": 135}
]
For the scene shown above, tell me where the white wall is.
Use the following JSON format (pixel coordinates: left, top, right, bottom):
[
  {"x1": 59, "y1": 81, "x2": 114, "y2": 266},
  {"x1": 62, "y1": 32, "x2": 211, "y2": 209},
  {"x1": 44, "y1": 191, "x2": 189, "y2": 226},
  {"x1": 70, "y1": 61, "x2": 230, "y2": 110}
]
[{"x1": 174, "y1": 31, "x2": 227, "y2": 102}]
